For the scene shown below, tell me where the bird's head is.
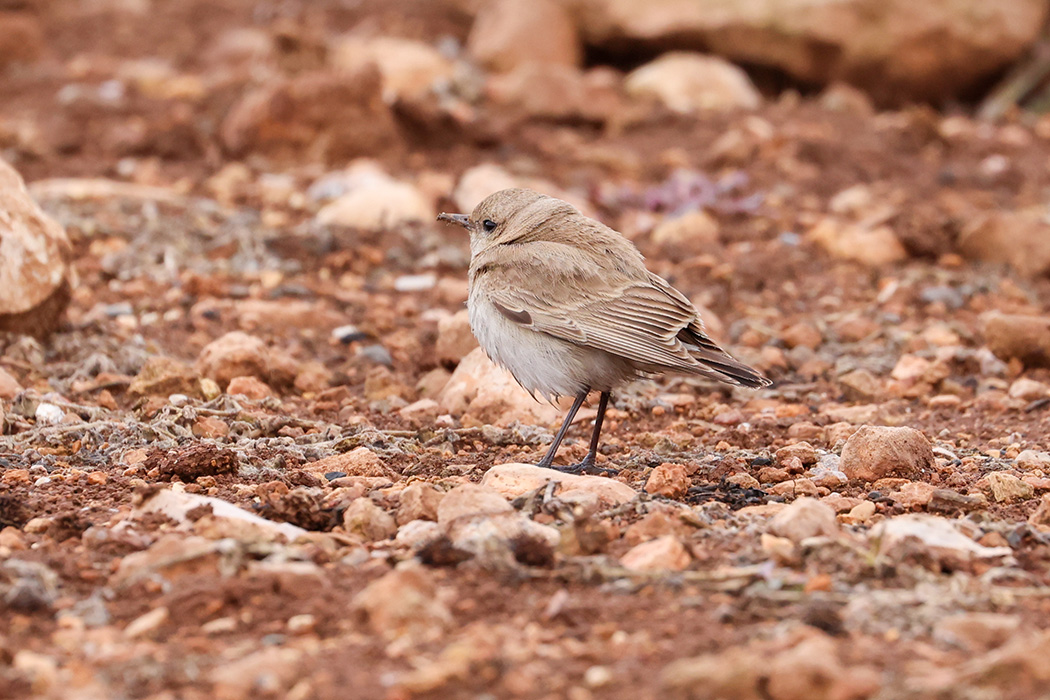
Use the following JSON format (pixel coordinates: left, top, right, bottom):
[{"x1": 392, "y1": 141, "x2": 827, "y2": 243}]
[{"x1": 437, "y1": 188, "x2": 575, "y2": 256}]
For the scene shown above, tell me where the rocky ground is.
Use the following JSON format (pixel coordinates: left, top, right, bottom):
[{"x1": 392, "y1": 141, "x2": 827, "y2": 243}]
[{"x1": 4, "y1": 1, "x2": 1050, "y2": 699}]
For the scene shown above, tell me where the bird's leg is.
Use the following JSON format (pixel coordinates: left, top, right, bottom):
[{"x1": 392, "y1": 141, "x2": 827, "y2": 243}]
[
  {"x1": 537, "y1": 390, "x2": 588, "y2": 469},
  {"x1": 570, "y1": 391, "x2": 618, "y2": 475},
  {"x1": 555, "y1": 391, "x2": 618, "y2": 476}
]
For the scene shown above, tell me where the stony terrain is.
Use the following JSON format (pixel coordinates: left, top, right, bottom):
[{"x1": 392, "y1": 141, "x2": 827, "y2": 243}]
[{"x1": 4, "y1": 1, "x2": 1050, "y2": 699}]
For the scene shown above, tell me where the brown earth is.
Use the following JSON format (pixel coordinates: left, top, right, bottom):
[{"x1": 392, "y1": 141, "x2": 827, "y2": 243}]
[{"x1": 4, "y1": 2, "x2": 1050, "y2": 699}]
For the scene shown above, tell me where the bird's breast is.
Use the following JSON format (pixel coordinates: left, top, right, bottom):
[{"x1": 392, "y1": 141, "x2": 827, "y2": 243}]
[{"x1": 467, "y1": 289, "x2": 634, "y2": 399}]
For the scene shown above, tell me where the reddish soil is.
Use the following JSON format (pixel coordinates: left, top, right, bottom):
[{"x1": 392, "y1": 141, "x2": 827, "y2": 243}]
[{"x1": 3, "y1": 2, "x2": 1050, "y2": 699}]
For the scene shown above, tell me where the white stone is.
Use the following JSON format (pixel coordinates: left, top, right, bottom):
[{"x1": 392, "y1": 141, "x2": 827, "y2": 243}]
[
  {"x1": 0, "y1": 158, "x2": 73, "y2": 334},
  {"x1": 872, "y1": 514, "x2": 1013, "y2": 567},
  {"x1": 395, "y1": 519, "x2": 443, "y2": 550},
  {"x1": 436, "y1": 483, "x2": 513, "y2": 524},
  {"x1": 34, "y1": 403, "x2": 64, "y2": 425},
  {"x1": 481, "y1": 463, "x2": 637, "y2": 507},
  {"x1": 767, "y1": 496, "x2": 839, "y2": 544},
  {"x1": 625, "y1": 52, "x2": 761, "y2": 113},
  {"x1": 316, "y1": 180, "x2": 432, "y2": 231},
  {"x1": 571, "y1": 0, "x2": 1047, "y2": 103}
]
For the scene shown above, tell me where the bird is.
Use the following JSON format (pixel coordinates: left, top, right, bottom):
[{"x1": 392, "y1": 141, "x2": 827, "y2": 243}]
[{"x1": 438, "y1": 188, "x2": 770, "y2": 475}]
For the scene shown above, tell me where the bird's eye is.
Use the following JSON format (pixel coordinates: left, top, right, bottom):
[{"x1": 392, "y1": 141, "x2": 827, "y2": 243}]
[{"x1": 482, "y1": 219, "x2": 497, "y2": 232}]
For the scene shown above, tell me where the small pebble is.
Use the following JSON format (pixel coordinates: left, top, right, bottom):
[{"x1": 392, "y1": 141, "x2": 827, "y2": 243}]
[
  {"x1": 394, "y1": 273, "x2": 437, "y2": 292},
  {"x1": 359, "y1": 344, "x2": 393, "y2": 366},
  {"x1": 333, "y1": 324, "x2": 368, "y2": 344},
  {"x1": 34, "y1": 403, "x2": 64, "y2": 425}
]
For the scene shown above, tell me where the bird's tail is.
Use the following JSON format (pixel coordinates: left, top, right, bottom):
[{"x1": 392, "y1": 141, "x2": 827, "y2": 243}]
[{"x1": 677, "y1": 323, "x2": 772, "y2": 388}]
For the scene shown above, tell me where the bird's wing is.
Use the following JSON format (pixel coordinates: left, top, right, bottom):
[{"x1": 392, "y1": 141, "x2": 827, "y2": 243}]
[{"x1": 485, "y1": 252, "x2": 767, "y2": 387}]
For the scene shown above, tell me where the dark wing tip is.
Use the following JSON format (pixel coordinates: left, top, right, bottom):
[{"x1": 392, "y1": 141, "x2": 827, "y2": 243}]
[
  {"x1": 735, "y1": 370, "x2": 773, "y2": 389},
  {"x1": 701, "y1": 356, "x2": 771, "y2": 388},
  {"x1": 678, "y1": 326, "x2": 771, "y2": 388},
  {"x1": 493, "y1": 300, "x2": 532, "y2": 325}
]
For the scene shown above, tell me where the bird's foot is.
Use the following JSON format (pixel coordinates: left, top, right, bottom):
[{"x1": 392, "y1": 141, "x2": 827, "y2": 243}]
[{"x1": 546, "y1": 458, "x2": 619, "y2": 477}]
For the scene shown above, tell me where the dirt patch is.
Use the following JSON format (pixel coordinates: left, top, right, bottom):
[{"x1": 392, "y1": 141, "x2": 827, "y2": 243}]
[
  {"x1": 144, "y1": 444, "x2": 239, "y2": 481},
  {"x1": 3, "y1": 2, "x2": 1050, "y2": 698}
]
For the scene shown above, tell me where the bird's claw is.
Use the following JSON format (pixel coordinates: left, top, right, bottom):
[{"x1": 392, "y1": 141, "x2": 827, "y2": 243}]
[{"x1": 546, "y1": 459, "x2": 619, "y2": 477}]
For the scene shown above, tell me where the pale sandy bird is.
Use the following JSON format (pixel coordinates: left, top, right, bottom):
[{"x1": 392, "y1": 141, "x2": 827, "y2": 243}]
[{"x1": 438, "y1": 188, "x2": 770, "y2": 474}]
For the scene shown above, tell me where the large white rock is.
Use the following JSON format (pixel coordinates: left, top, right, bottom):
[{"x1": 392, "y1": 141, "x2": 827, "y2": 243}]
[
  {"x1": 871, "y1": 514, "x2": 1013, "y2": 570},
  {"x1": 0, "y1": 158, "x2": 73, "y2": 337},
  {"x1": 316, "y1": 177, "x2": 432, "y2": 231},
  {"x1": 565, "y1": 0, "x2": 1047, "y2": 103},
  {"x1": 481, "y1": 463, "x2": 637, "y2": 507},
  {"x1": 625, "y1": 52, "x2": 761, "y2": 112}
]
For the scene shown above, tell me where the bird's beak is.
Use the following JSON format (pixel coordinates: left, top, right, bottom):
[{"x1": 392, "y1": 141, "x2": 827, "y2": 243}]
[{"x1": 437, "y1": 212, "x2": 470, "y2": 229}]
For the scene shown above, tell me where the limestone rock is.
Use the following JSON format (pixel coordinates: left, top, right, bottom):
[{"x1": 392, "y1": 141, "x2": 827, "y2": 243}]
[
  {"x1": 1008, "y1": 378, "x2": 1049, "y2": 401},
  {"x1": 567, "y1": 0, "x2": 1047, "y2": 103},
  {"x1": 934, "y1": 612, "x2": 1021, "y2": 651},
  {"x1": 766, "y1": 632, "x2": 855, "y2": 700},
  {"x1": 807, "y1": 218, "x2": 907, "y2": 266},
  {"x1": 316, "y1": 179, "x2": 432, "y2": 231},
  {"x1": 871, "y1": 514, "x2": 1012, "y2": 570},
  {"x1": 451, "y1": 163, "x2": 596, "y2": 217},
  {"x1": 468, "y1": 0, "x2": 582, "y2": 73},
  {"x1": 767, "y1": 497, "x2": 839, "y2": 544},
  {"x1": 436, "y1": 309, "x2": 478, "y2": 365},
  {"x1": 1017, "y1": 450, "x2": 1050, "y2": 471},
  {"x1": 976, "y1": 472, "x2": 1034, "y2": 503},
  {"x1": 130, "y1": 488, "x2": 307, "y2": 544},
  {"x1": 396, "y1": 483, "x2": 445, "y2": 525},
  {"x1": 781, "y1": 323, "x2": 823, "y2": 351},
  {"x1": 353, "y1": 565, "x2": 452, "y2": 642},
  {"x1": 0, "y1": 366, "x2": 24, "y2": 400},
  {"x1": 888, "y1": 481, "x2": 937, "y2": 509},
  {"x1": 661, "y1": 647, "x2": 763, "y2": 698},
  {"x1": 196, "y1": 331, "x2": 271, "y2": 386},
  {"x1": 398, "y1": 398, "x2": 441, "y2": 427},
  {"x1": 624, "y1": 509, "x2": 693, "y2": 545},
  {"x1": 487, "y1": 63, "x2": 625, "y2": 123},
  {"x1": 620, "y1": 535, "x2": 691, "y2": 572},
  {"x1": 840, "y1": 425, "x2": 934, "y2": 483},
  {"x1": 452, "y1": 163, "x2": 519, "y2": 213},
  {"x1": 395, "y1": 519, "x2": 443, "y2": 550},
  {"x1": 1027, "y1": 494, "x2": 1050, "y2": 531},
  {"x1": 436, "y1": 484, "x2": 513, "y2": 524},
  {"x1": 625, "y1": 52, "x2": 761, "y2": 113},
  {"x1": 0, "y1": 12, "x2": 44, "y2": 69},
  {"x1": 444, "y1": 511, "x2": 560, "y2": 562},
  {"x1": 838, "y1": 368, "x2": 883, "y2": 402},
  {"x1": 480, "y1": 463, "x2": 637, "y2": 507},
  {"x1": 210, "y1": 647, "x2": 305, "y2": 700},
  {"x1": 776, "y1": 441, "x2": 818, "y2": 466},
  {"x1": 343, "y1": 498, "x2": 397, "y2": 540},
  {"x1": 0, "y1": 158, "x2": 73, "y2": 338}
]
